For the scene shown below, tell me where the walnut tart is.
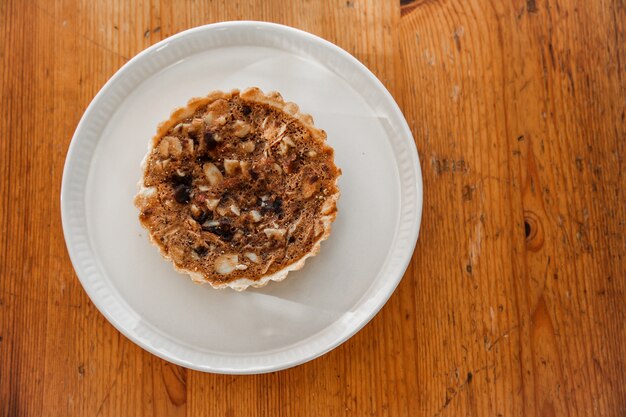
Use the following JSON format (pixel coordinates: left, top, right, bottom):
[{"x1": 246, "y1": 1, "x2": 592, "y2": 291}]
[{"x1": 134, "y1": 88, "x2": 341, "y2": 290}]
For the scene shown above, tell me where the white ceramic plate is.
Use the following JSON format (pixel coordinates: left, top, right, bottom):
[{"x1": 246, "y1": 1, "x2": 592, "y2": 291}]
[{"x1": 61, "y1": 21, "x2": 423, "y2": 374}]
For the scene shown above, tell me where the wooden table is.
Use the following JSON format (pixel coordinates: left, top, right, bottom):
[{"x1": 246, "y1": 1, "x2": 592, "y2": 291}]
[{"x1": 1, "y1": 0, "x2": 625, "y2": 415}]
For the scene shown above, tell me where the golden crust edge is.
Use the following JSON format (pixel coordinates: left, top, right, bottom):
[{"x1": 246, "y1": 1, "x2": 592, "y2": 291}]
[{"x1": 135, "y1": 87, "x2": 341, "y2": 291}]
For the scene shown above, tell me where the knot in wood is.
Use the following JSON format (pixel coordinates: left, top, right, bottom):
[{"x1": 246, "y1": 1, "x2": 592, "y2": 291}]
[{"x1": 524, "y1": 211, "x2": 544, "y2": 251}]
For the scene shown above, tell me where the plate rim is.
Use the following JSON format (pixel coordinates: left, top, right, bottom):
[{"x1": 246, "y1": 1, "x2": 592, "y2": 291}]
[{"x1": 61, "y1": 20, "x2": 423, "y2": 374}]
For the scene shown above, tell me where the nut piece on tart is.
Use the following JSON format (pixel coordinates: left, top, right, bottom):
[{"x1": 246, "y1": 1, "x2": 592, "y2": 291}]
[{"x1": 134, "y1": 88, "x2": 341, "y2": 290}]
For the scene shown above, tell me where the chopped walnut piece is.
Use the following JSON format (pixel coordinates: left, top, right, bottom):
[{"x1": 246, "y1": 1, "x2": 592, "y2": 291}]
[
  {"x1": 249, "y1": 210, "x2": 262, "y2": 222},
  {"x1": 301, "y1": 177, "x2": 319, "y2": 199},
  {"x1": 158, "y1": 136, "x2": 182, "y2": 158},
  {"x1": 240, "y1": 161, "x2": 251, "y2": 178},
  {"x1": 203, "y1": 163, "x2": 223, "y2": 185},
  {"x1": 241, "y1": 141, "x2": 255, "y2": 153},
  {"x1": 244, "y1": 252, "x2": 260, "y2": 263},
  {"x1": 232, "y1": 120, "x2": 252, "y2": 137},
  {"x1": 215, "y1": 254, "x2": 238, "y2": 275},
  {"x1": 203, "y1": 113, "x2": 214, "y2": 125},
  {"x1": 272, "y1": 163, "x2": 283, "y2": 175},
  {"x1": 264, "y1": 228, "x2": 286, "y2": 240},
  {"x1": 283, "y1": 135, "x2": 296, "y2": 147},
  {"x1": 224, "y1": 159, "x2": 241, "y2": 176},
  {"x1": 206, "y1": 198, "x2": 220, "y2": 210},
  {"x1": 191, "y1": 118, "x2": 204, "y2": 132}
]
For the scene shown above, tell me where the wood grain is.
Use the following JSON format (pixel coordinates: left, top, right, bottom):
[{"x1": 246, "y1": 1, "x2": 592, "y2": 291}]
[{"x1": 1, "y1": 0, "x2": 624, "y2": 416}]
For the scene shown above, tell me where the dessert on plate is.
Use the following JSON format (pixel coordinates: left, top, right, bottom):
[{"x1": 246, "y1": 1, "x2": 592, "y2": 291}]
[{"x1": 134, "y1": 88, "x2": 340, "y2": 290}]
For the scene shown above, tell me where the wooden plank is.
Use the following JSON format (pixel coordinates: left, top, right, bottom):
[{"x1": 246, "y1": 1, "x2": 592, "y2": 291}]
[
  {"x1": 0, "y1": 1, "x2": 58, "y2": 415},
  {"x1": 398, "y1": 0, "x2": 626, "y2": 415},
  {"x1": 30, "y1": 2, "x2": 189, "y2": 416}
]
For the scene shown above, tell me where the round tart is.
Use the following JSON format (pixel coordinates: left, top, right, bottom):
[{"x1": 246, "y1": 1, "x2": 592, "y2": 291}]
[{"x1": 134, "y1": 88, "x2": 340, "y2": 290}]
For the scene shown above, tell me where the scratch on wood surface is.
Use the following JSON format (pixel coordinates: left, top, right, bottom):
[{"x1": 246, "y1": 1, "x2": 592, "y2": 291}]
[
  {"x1": 486, "y1": 325, "x2": 520, "y2": 351},
  {"x1": 433, "y1": 365, "x2": 495, "y2": 416},
  {"x1": 468, "y1": 219, "x2": 483, "y2": 267},
  {"x1": 33, "y1": 3, "x2": 129, "y2": 61},
  {"x1": 94, "y1": 344, "x2": 126, "y2": 416},
  {"x1": 451, "y1": 85, "x2": 460, "y2": 102},
  {"x1": 423, "y1": 48, "x2": 436, "y2": 66},
  {"x1": 453, "y1": 27, "x2": 464, "y2": 52}
]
